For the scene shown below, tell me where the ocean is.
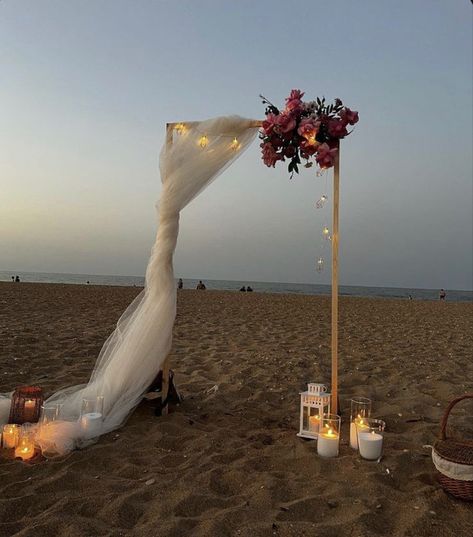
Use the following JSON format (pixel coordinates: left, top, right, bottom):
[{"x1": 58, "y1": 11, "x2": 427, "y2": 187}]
[{"x1": 1, "y1": 271, "x2": 471, "y2": 302}]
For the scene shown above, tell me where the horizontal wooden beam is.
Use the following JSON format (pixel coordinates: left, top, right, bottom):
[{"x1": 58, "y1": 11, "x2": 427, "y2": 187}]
[{"x1": 166, "y1": 120, "x2": 263, "y2": 129}]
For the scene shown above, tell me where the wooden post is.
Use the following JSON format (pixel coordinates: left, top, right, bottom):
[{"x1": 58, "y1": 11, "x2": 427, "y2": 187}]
[
  {"x1": 331, "y1": 143, "x2": 340, "y2": 415},
  {"x1": 159, "y1": 123, "x2": 175, "y2": 416}
]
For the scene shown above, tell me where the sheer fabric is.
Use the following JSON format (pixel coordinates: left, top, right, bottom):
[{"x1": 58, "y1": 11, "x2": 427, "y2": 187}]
[{"x1": 0, "y1": 116, "x2": 259, "y2": 454}]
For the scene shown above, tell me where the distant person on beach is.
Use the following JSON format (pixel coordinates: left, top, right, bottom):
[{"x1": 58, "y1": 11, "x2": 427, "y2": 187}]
[
  {"x1": 15, "y1": 275, "x2": 20, "y2": 282},
  {"x1": 439, "y1": 289, "x2": 446, "y2": 300},
  {"x1": 11, "y1": 276, "x2": 14, "y2": 282},
  {"x1": 246, "y1": 286, "x2": 253, "y2": 292},
  {"x1": 178, "y1": 278, "x2": 183, "y2": 290},
  {"x1": 239, "y1": 286, "x2": 246, "y2": 292},
  {"x1": 408, "y1": 294, "x2": 412, "y2": 300},
  {"x1": 86, "y1": 281, "x2": 90, "y2": 284},
  {"x1": 196, "y1": 280, "x2": 206, "y2": 290}
]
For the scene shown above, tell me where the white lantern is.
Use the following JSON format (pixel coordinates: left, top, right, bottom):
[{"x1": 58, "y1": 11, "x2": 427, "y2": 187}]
[{"x1": 297, "y1": 383, "x2": 331, "y2": 439}]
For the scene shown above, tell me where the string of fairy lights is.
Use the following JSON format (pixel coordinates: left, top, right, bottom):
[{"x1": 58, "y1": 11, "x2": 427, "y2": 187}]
[
  {"x1": 173, "y1": 122, "x2": 331, "y2": 274},
  {"x1": 315, "y1": 169, "x2": 331, "y2": 273},
  {"x1": 172, "y1": 123, "x2": 242, "y2": 151}
]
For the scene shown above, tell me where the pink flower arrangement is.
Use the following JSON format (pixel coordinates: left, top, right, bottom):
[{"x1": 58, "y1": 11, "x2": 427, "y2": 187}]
[{"x1": 259, "y1": 90, "x2": 359, "y2": 176}]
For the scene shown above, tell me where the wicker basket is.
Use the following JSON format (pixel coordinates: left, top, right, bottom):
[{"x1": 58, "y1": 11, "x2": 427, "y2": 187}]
[{"x1": 433, "y1": 394, "x2": 473, "y2": 501}]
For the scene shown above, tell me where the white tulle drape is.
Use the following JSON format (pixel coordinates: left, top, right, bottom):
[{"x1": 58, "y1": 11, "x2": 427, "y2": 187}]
[{"x1": 0, "y1": 116, "x2": 259, "y2": 455}]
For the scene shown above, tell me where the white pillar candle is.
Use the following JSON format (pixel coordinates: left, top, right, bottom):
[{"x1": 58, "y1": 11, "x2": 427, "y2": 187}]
[
  {"x1": 309, "y1": 415, "x2": 321, "y2": 434},
  {"x1": 358, "y1": 431, "x2": 383, "y2": 460},
  {"x1": 80, "y1": 412, "x2": 103, "y2": 438},
  {"x1": 317, "y1": 429, "x2": 340, "y2": 458},
  {"x1": 23, "y1": 399, "x2": 36, "y2": 422},
  {"x1": 350, "y1": 418, "x2": 369, "y2": 449}
]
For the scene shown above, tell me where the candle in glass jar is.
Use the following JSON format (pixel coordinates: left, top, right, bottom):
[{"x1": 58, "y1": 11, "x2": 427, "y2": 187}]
[
  {"x1": 2, "y1": 424, "x2": 20, "y2": 448},
  {"x1": 358, "y1": 430, "x2": 383, "y2": 460},
  {"x1": 350, "y1": 416, "x2": 369, "y2": 449},
  {"x1": 81, "y1": 412, "x2": 103, "y2": 438},
  {"x1": 317, "y1": 428, "x2": 340, "y2": 458},
  {"x1": 15, "y1": 438, "x2": 35, "y2": 460}
]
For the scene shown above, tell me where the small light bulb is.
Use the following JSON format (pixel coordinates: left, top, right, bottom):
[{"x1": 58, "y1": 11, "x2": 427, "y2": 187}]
[
  {"x1": 323, "y1": 226, "x2": 330, "y2": 236},
  {"x1": 198, "y1": 135, "x2": 208, "y2": 149},
  {"x1": 230, "y1": 137, "x2": 240, "y2": 151},
  {"x1": 174, "y1": 123, "x2": 186, "y2": 135}
]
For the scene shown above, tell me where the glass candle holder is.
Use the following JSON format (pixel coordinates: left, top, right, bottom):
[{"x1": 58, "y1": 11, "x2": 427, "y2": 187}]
[
  {"x1": 350, "y1": 397, "x2": 372, "y2": 449},
  {"x1": 40, "y1": 404, "x2": 61, "y2": 425},
  {"x1": 357, "y1": 418, "x2": 385, "y2": 460},
  {"x1": 2, "y1": 423, "x2": 20, "y2": 449},
  {"x1": 80, "y1": 396, "x2": 104, "y2": 439},
  {"x1": 317, "y1": 414, "x2": 341, "y2": 458},
  {"x1": 14, "y1": 423, "x2": 36, "y2": 461}
]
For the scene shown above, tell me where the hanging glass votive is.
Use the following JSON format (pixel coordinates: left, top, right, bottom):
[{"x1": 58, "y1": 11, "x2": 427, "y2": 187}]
[{"x1": 316, "y1": 195, "x2": 328, "y2": 209}]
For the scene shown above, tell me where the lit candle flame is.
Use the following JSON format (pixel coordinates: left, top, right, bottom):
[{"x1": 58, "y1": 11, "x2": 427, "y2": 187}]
[{"x1": 198, "y1": 135, "x2": 209, "y2": 149}]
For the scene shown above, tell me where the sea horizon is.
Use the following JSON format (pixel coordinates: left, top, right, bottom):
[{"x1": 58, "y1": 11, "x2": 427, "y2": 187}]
[{"x1": 1, "y1": 270, "x2": 471, "y2": 302}]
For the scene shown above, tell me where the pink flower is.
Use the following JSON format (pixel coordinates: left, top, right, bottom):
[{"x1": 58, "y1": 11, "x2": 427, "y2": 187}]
[
  {"x1": 274, "y1": 113, "x2": 296, "y2": 134},
  {"x1": 287, "y1": 89, "x2": 305, "y2": 101},
  {"x1": 285, "y1": 99, "x2": 303, "y2": 113},
  {"x1": 316, "y1": 143, "x2": 338, "y2": 169},
  {"x1": 261, "y1": 113, "x2": 278, "y2": 135},
  {"x1": 327, "y1": 118, "x2": 348, "y2": 139},
  {"x1": 261, "y1": 142, "x2": 281, "y2": 167},
  {"x1": 300, "y1": 139, "x2": 318, "y2": 157},
  {"x1": 285, "y1": 89, "x2": 305, "y2": 114},
  {"x1": 297, "y1": 118, "x2": 320, "y2": 140},
  {"x1": 340, "y1": 107, "x2": 359, "y2": 125}
]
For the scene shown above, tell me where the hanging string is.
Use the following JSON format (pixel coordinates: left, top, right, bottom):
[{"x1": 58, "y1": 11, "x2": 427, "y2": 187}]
[{"x1": 315, "y1": 167, "x2": 333, "y2": 273}]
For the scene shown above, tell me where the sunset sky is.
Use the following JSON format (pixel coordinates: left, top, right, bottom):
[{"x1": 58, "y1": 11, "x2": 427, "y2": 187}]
[{"x1": 1, "y1": 1, "x2": 472, "y2": 290}]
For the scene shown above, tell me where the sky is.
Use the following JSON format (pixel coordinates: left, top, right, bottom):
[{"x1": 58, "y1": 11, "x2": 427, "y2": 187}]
[{"x1": 0, "y1": 0, "x2": 472, "y2": 290}]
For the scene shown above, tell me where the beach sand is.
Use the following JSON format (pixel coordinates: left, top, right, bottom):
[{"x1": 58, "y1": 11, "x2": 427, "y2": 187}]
[{"x1": 0, "y1": 282, "x2": 472, "y2": 537}]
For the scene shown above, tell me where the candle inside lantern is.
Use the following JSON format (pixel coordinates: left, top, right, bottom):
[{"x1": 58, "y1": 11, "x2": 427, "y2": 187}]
[
  {"x1": 309, "y1": 415, "x2": 321, "y2": 433},
  {"x1": 23, "y1": 399, "x2": 36, "y2": 422},
  {"x1": 2, "y1": 424, "x2": 20, "y2": 448},
  {"x1": 350, "y1": 416, "x2": 369, "y2": 449}
]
